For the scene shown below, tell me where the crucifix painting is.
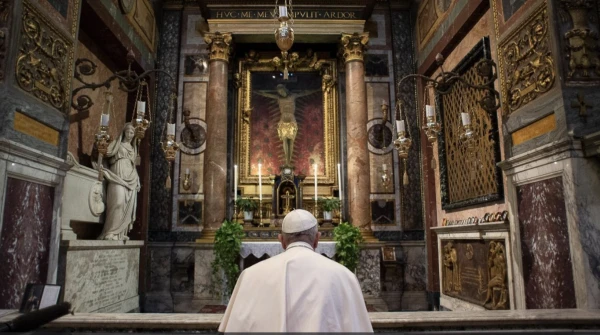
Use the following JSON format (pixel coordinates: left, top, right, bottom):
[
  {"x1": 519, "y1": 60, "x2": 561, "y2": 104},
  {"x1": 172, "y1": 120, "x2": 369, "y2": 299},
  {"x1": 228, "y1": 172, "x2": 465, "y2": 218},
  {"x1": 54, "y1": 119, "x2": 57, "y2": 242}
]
[{"x1": 249, "y1": 71, "x2": 324, "y2": 176}]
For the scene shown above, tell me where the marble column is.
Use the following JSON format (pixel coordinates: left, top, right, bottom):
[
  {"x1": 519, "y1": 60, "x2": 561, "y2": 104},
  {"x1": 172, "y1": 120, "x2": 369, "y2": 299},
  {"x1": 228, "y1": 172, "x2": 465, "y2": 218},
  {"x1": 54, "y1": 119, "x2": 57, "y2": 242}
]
[
  {"x1": 340, "y1": 33, "x2": 372, "y2": 233},
  {"x1": 203, "y1": 33, "x2": 232, "y2": 231}
]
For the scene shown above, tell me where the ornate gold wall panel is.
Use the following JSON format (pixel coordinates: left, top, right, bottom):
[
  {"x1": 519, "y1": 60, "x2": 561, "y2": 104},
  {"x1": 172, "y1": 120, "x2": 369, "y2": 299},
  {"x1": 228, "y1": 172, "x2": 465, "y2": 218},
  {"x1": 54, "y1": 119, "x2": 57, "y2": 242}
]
[
  {"x1": 499, "y1": 3, "x2": 555, "y2": 114},
  {"x1": 16, "y1": 1, "x2": 74, "y2": 114},
  {"x1": 558, "y1": 0, "x2": 600, "y2": 83}
]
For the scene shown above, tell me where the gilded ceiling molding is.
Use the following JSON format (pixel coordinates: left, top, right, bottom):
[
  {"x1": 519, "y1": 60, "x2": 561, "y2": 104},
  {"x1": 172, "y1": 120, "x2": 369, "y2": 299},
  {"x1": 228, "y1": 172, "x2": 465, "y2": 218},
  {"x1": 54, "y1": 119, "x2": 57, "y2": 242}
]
[
  {"x1": 559, "y1": 0, "x2": 600, "y2": 82},
  {"x1": 204, "y1": 32, "x2": 232, "y2": 63},
  {"x1": 339, "y1": 32, "x2": 369, "y2": 63},
  {"x1": 498, "y1": 2, "x2": 555, "y2": 115},
  {"x1": 16, "y1": 0, "x2": 74, "y2": 114}
]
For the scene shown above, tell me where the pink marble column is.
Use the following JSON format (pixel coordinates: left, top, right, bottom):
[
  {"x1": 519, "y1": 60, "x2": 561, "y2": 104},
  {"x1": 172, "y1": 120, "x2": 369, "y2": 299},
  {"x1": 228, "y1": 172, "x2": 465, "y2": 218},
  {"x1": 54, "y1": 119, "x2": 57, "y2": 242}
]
[
  {"x1": 203, "y1": 33, "x2": 232, "y2": 230},
  {"x1": 341, "y1": 33, "x2": 372, "y2": 233}
]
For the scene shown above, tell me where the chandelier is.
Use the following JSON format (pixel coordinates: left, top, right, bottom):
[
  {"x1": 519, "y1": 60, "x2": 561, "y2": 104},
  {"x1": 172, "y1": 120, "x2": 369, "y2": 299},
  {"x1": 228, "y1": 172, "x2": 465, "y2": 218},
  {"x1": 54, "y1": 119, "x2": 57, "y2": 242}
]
[{"x1": 274, "y1": 0, "x2": 294, "y2": 79}]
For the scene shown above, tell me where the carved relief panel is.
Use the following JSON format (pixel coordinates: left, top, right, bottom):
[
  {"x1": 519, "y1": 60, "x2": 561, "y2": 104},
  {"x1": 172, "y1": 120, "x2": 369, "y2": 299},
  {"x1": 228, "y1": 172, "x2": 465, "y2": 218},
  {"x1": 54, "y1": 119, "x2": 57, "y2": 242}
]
[
  {"x1": 16, "y1": 1, "x2": 74, "y2": 114},
  {"x1": 441, "y1": 240, "x2": 510, "y2": 310},
  {"x1": 557, "y1": 0, "x2": 600, "y2": 84},
  {"x1": 499, "y1": 3, "x2": 556, "y2": 114}
]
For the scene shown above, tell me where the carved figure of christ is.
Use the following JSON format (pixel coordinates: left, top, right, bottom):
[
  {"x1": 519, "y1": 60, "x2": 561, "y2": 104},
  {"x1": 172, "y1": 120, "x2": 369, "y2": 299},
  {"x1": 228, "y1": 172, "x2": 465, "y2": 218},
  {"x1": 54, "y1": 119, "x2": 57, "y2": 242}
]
[{"x1": 255, "y1": 84, "x2": 320, "y2": 167}]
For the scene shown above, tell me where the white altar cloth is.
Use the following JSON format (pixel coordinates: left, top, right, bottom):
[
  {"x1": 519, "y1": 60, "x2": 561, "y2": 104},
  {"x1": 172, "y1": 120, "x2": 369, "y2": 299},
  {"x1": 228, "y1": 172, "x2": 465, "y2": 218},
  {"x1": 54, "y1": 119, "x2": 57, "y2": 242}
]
[{"x1": 240, "y1": 241, "x2": 336, "y2": 259}]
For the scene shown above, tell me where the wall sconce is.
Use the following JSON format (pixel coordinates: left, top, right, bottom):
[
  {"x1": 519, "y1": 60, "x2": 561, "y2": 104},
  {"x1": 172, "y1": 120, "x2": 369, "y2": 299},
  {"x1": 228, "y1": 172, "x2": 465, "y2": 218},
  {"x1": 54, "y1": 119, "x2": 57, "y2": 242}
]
[
  {"x1": 161, "y1": 94, "x2": 180, "y2": 189},
  {"x1": 460, "y1": 112, "x2": 477, "y2": 154},
  {"x1": 422, "y1": 84, "x2": 441, "y2": 143},
  {"x1": 381, "y1": 164, "x2": 391, "y2": 190},
  {"x1": 394, "y1": 111, "x2": 412, "y2": 186},
  {"x1": 182, "y1": 168, "x2": 192, "y2": 191},
  {"x1": 394, "y1": 52, "x2": 500, "y2": 178},
  {"x1": 274, "y1": 0, "x2": 294, "y2": 79},
  {"x1": 95, "y1": 90, "x2": 113, "y2": 181},
  {"x1": 381, "y1": 100, "x2": 389, "y2": 125}
]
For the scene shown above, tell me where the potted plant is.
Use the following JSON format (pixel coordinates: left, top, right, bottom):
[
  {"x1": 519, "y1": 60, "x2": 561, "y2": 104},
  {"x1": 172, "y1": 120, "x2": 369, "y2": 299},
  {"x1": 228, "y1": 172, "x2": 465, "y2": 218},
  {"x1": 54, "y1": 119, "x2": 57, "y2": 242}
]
[
  {"x1": 333, "y1": 222, "x2": 364, "y2": 272},
  {"x1": 211, "y1": 219, "x2": 245, "y2": 301},
  {"x1": 319, "y1": 197, "x2": 340, "y2": 221},
  {"x1": 236, "y1": 197, "x2": 258, "y2": 222}
]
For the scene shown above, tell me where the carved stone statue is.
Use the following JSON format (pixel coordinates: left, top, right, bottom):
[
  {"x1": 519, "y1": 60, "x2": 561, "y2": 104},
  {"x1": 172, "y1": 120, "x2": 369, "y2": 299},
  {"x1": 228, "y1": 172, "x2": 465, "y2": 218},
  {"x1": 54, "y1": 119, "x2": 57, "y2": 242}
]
[
  {"x1": 484, "y1": 241, "x2": 508, "y2": 309},
  {"x1": 255, "y1": 84, "x2": 319, "y2": 166},
  {"x1": 98, "y1": 123, "x2": 140, "y2": 240}
]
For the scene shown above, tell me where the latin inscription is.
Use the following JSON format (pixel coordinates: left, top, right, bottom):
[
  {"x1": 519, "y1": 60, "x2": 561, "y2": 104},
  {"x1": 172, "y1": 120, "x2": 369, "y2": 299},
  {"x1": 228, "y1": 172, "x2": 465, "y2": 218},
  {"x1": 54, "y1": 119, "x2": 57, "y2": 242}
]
[
  {"x1": 13, "y1": 112, "x2": 60, "y2": 146},
  {"x1": 211, "y1": 10, "x2": 359, "y2": 20},
  {"x1": 64, "y1": 249, "x2": 139, "y2": 312}
]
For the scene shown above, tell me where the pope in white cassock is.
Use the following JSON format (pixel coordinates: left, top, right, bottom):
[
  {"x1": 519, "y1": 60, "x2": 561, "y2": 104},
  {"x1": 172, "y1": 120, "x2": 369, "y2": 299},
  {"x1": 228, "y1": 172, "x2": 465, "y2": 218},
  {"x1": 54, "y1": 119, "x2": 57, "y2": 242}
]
[{"x1": 219, "y1": 209, "x2": 373, "y2": 333}]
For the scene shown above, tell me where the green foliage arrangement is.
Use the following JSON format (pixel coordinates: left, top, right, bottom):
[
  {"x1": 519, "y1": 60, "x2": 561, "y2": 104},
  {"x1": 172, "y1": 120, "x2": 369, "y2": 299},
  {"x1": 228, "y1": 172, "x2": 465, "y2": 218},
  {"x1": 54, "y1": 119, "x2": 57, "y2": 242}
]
[
  {"x1": 211, "y1": 219, "x2": 245, "y2": 297},
  {"x1": 235, "y1": 197, "x2": 258, "y2": 212},
  {"x1": 333, "y1": 222, "x2": 364, "y2": 272},
  {"x1": 319, "y1": 197, "x2": 341, "y2": 212}
]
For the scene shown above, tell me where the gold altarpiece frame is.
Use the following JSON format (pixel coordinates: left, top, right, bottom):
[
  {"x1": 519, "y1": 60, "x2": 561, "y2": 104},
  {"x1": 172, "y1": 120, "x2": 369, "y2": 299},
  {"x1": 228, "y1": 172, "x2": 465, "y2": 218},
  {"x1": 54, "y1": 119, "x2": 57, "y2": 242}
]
[{"x1": 236, "y1": 56, "x2": 339, "y2": 198}]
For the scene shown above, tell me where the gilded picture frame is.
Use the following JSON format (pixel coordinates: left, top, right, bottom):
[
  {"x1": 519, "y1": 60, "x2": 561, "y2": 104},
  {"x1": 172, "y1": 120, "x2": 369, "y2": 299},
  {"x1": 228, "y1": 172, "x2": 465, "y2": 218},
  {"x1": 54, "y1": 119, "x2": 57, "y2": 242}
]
[{"x1": 236, "y1": 57, "x2": 339, "y2": 193}]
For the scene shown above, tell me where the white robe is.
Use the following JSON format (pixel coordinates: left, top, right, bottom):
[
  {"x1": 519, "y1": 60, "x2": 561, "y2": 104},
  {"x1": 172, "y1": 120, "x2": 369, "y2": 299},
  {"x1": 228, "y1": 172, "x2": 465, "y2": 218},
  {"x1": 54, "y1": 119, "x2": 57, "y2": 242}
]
[{"x1": 219, "y1": 242, "x2": 373, "y2": 333}]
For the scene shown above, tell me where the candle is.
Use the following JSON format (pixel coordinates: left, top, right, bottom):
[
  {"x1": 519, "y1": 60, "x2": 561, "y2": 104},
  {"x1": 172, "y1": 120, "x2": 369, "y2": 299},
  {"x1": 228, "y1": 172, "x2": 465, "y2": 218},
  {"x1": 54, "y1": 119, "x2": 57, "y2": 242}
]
[
  {"x1": 103, "y1": 93, "x2": 113, "y2": 115},
  {"x1": 396, "y1": 120, "x2": 405, "y2": 133},
  {"x1": 234, "y1": 165, "x2": 238, "y2": 202},
  {"x1": 426, "y1": 105, "x2": 434, "y2": 117},
  {"x1": 382, "y1": 164, "x2": 387, "y2": 172},
  {"x1": 258, "y1": 163, "x2": 262, "y2": 201},
  {"x1": 137, "y1": 101, "x2": 146, "y2": 115},
  {"x1": 185, "y1": 168, "x2": 189, "y2": 175},
  {"x1": 461, "y1": 112, "x2": 471, "y2": 126},
  {"x1": 337, "y1": 163, "x2": 342, "y2": 203},
  {"x1": 100, "y1": 113, "x2": 110, "y2": 127},
  {"x1": 279, "y1": 5, "x2": 287, "y2": 17},
  {"x1": 167, "y1": 123, "x2": 175, "y2": 136},
  {"x1": 314, "y1": 164, "x2": 318, "y2": 203}
]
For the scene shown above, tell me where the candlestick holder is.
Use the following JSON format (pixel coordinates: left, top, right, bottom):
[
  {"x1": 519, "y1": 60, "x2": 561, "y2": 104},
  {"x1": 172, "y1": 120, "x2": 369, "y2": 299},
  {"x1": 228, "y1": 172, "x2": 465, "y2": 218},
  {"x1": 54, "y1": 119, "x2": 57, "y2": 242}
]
[
  {"x1": 182, "y1": 170, "x2": 191, "y2": 191},
  {"x1": 460, "y1": 124, "x2": 477, "y2": 154},
  {"x1": 95, "y1": 124, "x2": 111, "y2": 181},
  {"x1": 423, "y1": 115, "x2": 441, "y2": 143},
  {"x1": 258, "y1": 199, "x2": 264, "y2": 227},
  {"x1": 394, "y1": 130, "x2": 412, "y2": 185}
]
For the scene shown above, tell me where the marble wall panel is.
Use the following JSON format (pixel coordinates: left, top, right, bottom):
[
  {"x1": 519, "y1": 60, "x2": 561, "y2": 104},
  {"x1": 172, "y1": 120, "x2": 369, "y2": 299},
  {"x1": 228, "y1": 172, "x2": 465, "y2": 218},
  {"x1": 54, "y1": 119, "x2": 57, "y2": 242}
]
[
  {"x1": 356, "y1": 248, "x2": 381, "y2": 297},
  {"x1": 69, "y1": 34, "x2": 129, "y2": 164},
  {"x1": 148, "y1": 246, "x2": 171, "y2": 292},
  {"x1": 0, "y1": 178, "x2": 54, "y2": 309},
  {"x1": 194, "y1": 248, "x2": 215, "y2": 300},
  {"x1": 402, "y1": 243, "x2": 427, "y2": 292},
  {"x1": 171, "y1": 247, "x2": 194, "y2": 293},
  {"x1": 391, "y1": 10, "x2": 423, "y2": 231},
  {"x1": 517, "y1": 176, "x2": 576, "y2": 309},
  {"x1": 149, "y1": 10, "x2": 181, "y2": 232}
]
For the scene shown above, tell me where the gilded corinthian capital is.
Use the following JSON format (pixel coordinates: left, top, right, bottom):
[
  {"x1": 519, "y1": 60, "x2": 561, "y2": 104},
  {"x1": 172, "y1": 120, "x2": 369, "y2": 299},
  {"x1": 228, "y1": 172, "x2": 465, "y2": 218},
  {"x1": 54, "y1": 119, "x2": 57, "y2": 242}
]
[
  {"x1": 204, "y1": 32, "x2": 233, "y2": 62},
  {"x1": 340, "y1": 32, "x2": 369, "y2": 63}
]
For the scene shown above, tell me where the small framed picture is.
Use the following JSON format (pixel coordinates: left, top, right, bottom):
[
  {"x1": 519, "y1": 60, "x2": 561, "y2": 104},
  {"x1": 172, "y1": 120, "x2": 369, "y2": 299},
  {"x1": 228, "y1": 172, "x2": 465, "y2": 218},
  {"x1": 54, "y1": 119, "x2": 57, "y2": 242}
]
[
  {"x1": 381, "y1": 246, "x2": 396, "y2": 262},
  {"x1": 20, "y1": 284, "x2": 62, "y2": 312}
]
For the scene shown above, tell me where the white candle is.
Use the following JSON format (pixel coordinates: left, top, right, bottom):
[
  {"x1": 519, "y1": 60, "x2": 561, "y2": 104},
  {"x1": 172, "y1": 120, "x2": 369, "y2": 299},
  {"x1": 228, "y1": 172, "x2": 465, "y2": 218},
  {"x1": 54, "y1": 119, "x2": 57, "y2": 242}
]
[
  {"x1": 337, "y1": 163, "x2": 342, "y2": 203},
  {"x1": 234, "y1": 165, "x2": 238, "y2": 202},
  {"x1": 396, "y1": 120, "x2": 405, "y2": 133},
  {"x1": 258, "y1": 163, "x2": 262, "y2": 201},
  {"x1": 100, "y1": 113, "x2": 110, "y2": 127},
  {"x1": 167, "y1": 123, "x2": 175, "y2": 136},
  {"x1": 279, "y1": 5, "x2": 287, "y2": 17},
  {"x1": 426, "y1": 105, "x2": 434, "y2": 117},
  {"x1": 382, "y1": 164, "x2": 387, "y2": 171},
  {"x1": 314, "y1": 164, "x2": 318, "y2": 203},
  {"x1": 103, "y1": 94, "x2": 113, "y2": 115},
  {"x1": 461, "y1": 112, "x2": 471, "y2": 126},
  {"x1": 137, "y1": 101, "x2": 146, "y2": 115},
  {"x1": 185, "y1": 168, "x2": 189, "y2": 175}
]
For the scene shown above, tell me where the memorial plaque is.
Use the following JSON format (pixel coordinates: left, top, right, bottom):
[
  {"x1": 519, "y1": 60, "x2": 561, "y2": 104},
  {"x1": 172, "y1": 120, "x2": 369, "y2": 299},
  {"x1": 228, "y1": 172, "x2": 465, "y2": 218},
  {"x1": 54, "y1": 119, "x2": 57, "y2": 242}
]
[
  {"x1": 511, "y1": 113, "x2": 556, "y2": 146},
  {"x1": 441, "y1": 240, "x2": 509, "y2": 310},
  {"x1": 63, "y1": 248, "x2": 139, "y2": 312},
  {"x1": 13, "y1": 112, "x2": 60, "y2": 146}
]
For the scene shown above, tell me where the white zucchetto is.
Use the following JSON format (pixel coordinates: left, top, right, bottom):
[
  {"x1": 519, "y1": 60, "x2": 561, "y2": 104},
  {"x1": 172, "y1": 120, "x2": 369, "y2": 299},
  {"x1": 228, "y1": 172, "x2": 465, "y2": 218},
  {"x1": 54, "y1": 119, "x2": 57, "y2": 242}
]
[{"x1": 281, "y1": 209, "x2": 318, "y2": 233}]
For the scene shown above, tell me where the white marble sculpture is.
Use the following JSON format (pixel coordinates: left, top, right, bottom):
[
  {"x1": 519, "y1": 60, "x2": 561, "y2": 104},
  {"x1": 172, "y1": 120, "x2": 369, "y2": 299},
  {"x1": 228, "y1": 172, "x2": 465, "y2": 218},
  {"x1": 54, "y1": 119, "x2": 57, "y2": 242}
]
[{"x1": 98, "y1": 123, "x2": 140, "y2": 241}]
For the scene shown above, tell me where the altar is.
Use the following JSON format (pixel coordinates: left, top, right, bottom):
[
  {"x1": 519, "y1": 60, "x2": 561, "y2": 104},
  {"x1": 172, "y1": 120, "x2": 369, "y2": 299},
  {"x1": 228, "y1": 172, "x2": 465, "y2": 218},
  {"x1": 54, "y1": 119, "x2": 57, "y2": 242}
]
[{"x1": 239, "y1": 241, "x2": 336, "y2": 264}]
